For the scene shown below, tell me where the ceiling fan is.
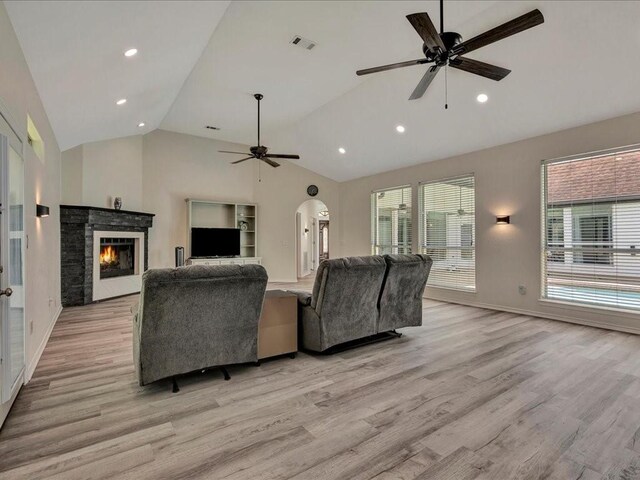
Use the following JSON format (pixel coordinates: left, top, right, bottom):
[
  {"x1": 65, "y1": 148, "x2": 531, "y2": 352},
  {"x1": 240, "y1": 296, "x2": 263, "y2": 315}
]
[
  {"x1": 219, "y1": 93, "x2": 300, "y2": 168},
  {"x1": 356, "y1": 0, "x2": 544, "y2": 100}
]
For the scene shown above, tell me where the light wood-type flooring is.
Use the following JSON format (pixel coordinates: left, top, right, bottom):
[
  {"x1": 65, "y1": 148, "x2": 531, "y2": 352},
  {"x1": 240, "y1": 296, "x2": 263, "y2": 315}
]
[{"x1": 2, "y1": 280, "x2": 640, "y2": 479}]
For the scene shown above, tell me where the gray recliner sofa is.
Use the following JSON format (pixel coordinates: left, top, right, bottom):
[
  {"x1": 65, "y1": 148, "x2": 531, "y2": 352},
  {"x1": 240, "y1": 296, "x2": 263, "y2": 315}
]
[
  {"x1": 296, "y1": 254, "x2": 432, "y2": 352},
  {"x1": 133, "y1": 264, "x2": 268, "y2": 387}
]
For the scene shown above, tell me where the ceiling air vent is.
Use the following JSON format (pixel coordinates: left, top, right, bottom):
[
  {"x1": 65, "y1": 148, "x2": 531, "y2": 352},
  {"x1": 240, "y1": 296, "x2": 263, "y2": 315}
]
[
  {"x1": 290, "y1": 35, "x2": 317, "y2": 50},
  {"x1": 205, "y1": 125, "x2": 220, "y2": 130}
]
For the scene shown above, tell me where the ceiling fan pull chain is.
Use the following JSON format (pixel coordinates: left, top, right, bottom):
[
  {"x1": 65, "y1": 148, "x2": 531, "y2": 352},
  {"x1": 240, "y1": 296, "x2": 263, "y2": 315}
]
[
  {"x1": 445, "y1": 65, "x2": 449, "y2": 110},
  {"x1": 440, "y1": 0, "x2": 444, "y2": 34}
]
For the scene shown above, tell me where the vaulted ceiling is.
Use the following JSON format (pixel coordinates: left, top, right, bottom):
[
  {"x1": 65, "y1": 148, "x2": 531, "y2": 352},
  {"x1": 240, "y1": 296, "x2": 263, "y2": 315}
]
[{"x1": 6, "y1": 1, "x2": 640, "y2": 181}]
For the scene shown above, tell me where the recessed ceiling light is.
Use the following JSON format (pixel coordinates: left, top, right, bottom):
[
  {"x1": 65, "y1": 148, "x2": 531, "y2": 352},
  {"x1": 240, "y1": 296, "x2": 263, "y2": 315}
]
[
  {"x1": 476, "y1": 93, "x2": 488, "y2": 103},
  {"x1": 138, "y1": 122, "x2": 145, "y2": 127},
  {"x1": 338, "y1": 147, "x2": 346, "y2": 154},
  {"x1": 124, "y1": 48, "x2": 138, "y2": 57},
  {"x1": 116, "y1": 98, "x2": 127, "y2": 105},
  {"x1": 396, "y1": 125, "x2": 406, "y2": 133}
]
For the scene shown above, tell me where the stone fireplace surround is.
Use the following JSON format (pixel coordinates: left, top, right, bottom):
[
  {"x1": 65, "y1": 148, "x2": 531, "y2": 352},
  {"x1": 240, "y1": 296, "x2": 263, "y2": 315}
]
[{"x1": 60, "y1": 205, "x2": 154, "y2": 307}]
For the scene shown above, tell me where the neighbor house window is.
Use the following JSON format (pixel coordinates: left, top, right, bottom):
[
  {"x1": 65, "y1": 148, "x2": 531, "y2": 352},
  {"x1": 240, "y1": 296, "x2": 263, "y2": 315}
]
[
  {"x1": 371, "y1": 186, "x2": 412, "y2": 255},
  {"x1": 419, "y1": 175, "x2": 475, "y2": 291},
  {"x1": 542, "y1": 146, "x2": 640, "y2": 310}
]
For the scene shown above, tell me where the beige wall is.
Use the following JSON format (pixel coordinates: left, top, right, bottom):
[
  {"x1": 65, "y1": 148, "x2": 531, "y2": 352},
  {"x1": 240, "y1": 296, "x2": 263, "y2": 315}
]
[
  {"x1": 141, "y1": 130, "x2": 255, "y2": 269},
  {"x1": 144, "y1": 130, "x2": 340, "y2": 281},
  {"x1": 61, "y1": 135, "x2": 143, "y2": 210},
  {"x1": 60, "y1": 144, "x2": 82, "y2": 204},
  {"x1": 254, "y1": 157, "x2": 339, "y2": 282},
  {"x1": 83, "y1": 136, "x2": 143, "y2": 210},
  {"x1": 339, "y1": 111, "x2": 640, "y2": 334},
  {"x1": 61, "y1": 128, "x2": 340, "y2": 282},
  {"x1": 0, "y1": 1, "x2": 62, "y2": 425}
]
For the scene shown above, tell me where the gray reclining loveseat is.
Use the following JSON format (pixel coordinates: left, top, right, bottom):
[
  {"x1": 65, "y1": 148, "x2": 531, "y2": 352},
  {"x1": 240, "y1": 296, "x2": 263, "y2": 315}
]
[{"x1": 295, "y1": 254, "x2": 432, "y2": 352}]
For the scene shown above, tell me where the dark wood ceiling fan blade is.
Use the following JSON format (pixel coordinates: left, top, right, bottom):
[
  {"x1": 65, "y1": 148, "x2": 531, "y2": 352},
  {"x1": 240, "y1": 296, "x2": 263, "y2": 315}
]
[
  {"x1": 231, "y1": 156, "x2": 254, "y2": 164},
  {"x1": 409, "y1": 65, "x2": 440, "y2": 100},
  {"x1": 265, "y1": 154, "x2": 300, "y2": 159},
  {"x1": 449, "y1": 57, "x2": 511, "y2": 81},
  {"x1": 356, "y1": 59, "x2": 427, "y2": 76},
  {"x1": 219, "y1": 150, "x2": 251, "y2": 155},
  {"x1": 262, "y1": 158, "x2": 280, "y2": 168},
  {"x1": 406, "y1": 13, "x2": 445, "y2": 52},
  {"x1": 452, "y1": 9, "x2": 544, "y2": 56}
]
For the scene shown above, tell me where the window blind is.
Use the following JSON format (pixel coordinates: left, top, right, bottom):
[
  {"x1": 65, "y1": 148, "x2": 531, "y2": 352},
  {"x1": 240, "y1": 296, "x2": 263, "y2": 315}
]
[
  {"x1": 542, "y1": 146, "x2": 640, "y2": 310},
  {"x1": 371, "y1": 186, "x2": 412, "y2": 255},
  {"x1": 419, "y1": 175, "x2": 475, "y2": 291}
]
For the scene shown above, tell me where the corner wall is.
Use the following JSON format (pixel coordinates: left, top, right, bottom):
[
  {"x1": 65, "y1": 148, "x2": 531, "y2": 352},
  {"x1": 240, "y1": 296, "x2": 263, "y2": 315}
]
[
  {"x1": 339, "y1": 111, "x2": 640, "y2": 334},
  {"x1": 1, "y1": 1, "x2": 62, "y2": 425}
]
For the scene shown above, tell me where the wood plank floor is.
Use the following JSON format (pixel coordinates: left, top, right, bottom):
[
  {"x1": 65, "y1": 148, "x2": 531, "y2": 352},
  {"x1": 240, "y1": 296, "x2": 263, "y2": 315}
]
[{"x1": 2, "y1": 282, "x2": 640, "y2": 479}]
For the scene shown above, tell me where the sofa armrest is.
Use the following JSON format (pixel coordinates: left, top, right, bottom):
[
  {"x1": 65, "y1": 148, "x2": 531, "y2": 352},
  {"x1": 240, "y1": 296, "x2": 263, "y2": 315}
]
[{"x1": 289, "y1": 290, "x2": 312, "y2": 306}]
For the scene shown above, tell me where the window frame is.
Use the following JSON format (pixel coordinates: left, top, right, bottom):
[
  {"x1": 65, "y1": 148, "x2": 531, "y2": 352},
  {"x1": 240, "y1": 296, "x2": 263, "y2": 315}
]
[
  {"x1": 371, "y1": 185, "x2": 413, "y2": 255},
  {"x1": 540, "y1": 143, "x2": 640, "y2": 312},
  {"x1": 418, "y1": 173, "x2": 477, "y2": 292}
]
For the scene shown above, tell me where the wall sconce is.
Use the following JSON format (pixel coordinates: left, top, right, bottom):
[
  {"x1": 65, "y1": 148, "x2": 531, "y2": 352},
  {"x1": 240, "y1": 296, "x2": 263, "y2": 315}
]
[
  {"x1": 496, "y1": 215, "x2": 510, "y2": 225},
  {"x1": 36, "y1": 204, "x2": 50, "y2": 217}
]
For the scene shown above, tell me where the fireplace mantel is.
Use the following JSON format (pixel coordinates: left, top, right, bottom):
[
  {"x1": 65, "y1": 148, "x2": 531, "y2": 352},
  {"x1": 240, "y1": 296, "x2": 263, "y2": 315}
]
[{"x1": 60, "y1": 205, "x2": 154, "y2": 306}]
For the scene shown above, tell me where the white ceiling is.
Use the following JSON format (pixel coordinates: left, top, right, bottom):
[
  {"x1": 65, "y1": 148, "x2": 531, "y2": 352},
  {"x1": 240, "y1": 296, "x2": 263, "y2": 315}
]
[
  {"x1": 5, "y1": 0, "x2": 230, "y2": 150},
  {"x1": 6, "y1": 1, "x2": 640, "y2": 181}
]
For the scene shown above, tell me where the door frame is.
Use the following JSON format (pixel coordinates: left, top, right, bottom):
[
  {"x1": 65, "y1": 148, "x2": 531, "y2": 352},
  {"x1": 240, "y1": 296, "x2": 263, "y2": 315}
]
[{"x1": 0, "y1": 106, "x2": 26, "y2": 404}]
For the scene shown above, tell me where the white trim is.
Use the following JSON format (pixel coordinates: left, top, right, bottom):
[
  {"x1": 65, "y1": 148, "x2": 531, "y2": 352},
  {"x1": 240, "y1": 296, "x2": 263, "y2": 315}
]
[
  {"x1": 24, "y1": 305, "x2": 62, "y2": 382},
  {"x1": 541, "y1": 142, "x2": 640, "y2": 167},
  {"x1": 418, "y1": 172, "x2": 476, "y2": 186},
  {"x1": 424, "y1": 295, "x2": 640, "y2": 336},
  {"x1": 537, "y1": 297, "x2": 640, "y2": 318},
  {"x1": 425, "y1": 284, "x2": 477, "y2": 294},
  {"x1": 371, "y1": 184, "x2": 412, "y2": 194}
]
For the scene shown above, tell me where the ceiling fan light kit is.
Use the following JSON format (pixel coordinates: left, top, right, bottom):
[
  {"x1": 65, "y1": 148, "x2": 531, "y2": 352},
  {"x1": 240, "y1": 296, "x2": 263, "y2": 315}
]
[
  {"x1": 219, "y1": 93, "x2": 301, "y2": 168},
  {"x1": 356, "y1": 0, "x2": 544, "y2": 101}
]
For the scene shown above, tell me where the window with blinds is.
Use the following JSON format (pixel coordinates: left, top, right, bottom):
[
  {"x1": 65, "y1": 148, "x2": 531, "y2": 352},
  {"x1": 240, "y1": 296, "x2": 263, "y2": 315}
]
[
  {"x1": 419, "y1": 175, "x2": 475, "y2": 291},
  {"x1": 542, "y1": 146, "x2": 640, "y2": 310},
  {"x1": 371, "y1": 186, "x2": 412, "y2": 255}
]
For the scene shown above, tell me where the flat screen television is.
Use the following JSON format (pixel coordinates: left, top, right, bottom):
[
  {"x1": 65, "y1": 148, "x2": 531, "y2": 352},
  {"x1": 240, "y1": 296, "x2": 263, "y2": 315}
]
[{"x1": 191, "y1": 227, "x2": 240, "y2": 257}]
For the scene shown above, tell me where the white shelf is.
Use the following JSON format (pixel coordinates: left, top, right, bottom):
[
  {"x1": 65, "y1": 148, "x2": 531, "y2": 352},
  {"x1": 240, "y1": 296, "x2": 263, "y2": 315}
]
[{"x1": 186, "y1": 199, "x2": 258, "y2": 259}]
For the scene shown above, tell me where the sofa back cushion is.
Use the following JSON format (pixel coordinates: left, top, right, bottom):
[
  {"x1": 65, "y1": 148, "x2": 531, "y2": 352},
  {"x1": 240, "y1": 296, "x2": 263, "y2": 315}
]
[
  {"x1": 378, "y1": 254, "x2": 432, "y2": 331},
  {"x1": 312, "y1": 256, "x2": 387, "y2": 347},
  {"x1": 135, "y1": 264, "x2": 267, "y2": 385}
]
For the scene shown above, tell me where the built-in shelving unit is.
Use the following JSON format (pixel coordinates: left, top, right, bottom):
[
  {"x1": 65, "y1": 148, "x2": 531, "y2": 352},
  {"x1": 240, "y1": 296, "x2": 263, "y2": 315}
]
[{"x1": 186, "y1": 199, "x2": 260, "y2": 265}]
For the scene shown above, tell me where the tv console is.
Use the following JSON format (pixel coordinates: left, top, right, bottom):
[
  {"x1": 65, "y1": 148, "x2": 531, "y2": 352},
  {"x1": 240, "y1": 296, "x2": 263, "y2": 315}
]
[{"x1": 187, "y1": 257, "x2": 262, "y2": 266}]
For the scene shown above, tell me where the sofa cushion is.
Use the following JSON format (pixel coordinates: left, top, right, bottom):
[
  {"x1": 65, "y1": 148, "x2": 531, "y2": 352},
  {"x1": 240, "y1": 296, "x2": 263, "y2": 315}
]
[
  {"x1": 378, "y1": 254, "x2": 432, "y2": 332},
  {"x1": 304, "y1": 256, "x2": 387, "y2": 351}
]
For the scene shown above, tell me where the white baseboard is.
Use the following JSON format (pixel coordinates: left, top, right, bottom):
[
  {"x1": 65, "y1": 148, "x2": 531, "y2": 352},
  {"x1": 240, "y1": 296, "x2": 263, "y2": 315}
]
[
  {"x1": 25, "y1": 305, "x2": 62, "y2": 382},
  {"x1": 425, "y1": 295, "x2": 640, "y2": 336}
]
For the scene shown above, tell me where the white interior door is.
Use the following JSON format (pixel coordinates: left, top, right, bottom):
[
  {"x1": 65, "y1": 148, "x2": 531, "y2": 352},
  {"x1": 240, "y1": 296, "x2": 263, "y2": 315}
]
[{"x1": 0, "y1": 115, "x2": 25, "y2": 404}]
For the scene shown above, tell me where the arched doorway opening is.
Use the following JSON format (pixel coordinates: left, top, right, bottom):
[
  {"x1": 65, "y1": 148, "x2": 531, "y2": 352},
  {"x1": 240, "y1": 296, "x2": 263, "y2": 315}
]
[{"x1": 295, "y1": 199, "x2": 330, "y2": 279}]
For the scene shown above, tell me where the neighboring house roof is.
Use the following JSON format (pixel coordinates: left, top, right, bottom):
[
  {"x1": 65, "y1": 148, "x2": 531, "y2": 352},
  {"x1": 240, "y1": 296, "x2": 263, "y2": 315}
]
[{"x1": 547, "y1": 151, "x2": 640, "y2": 204}]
